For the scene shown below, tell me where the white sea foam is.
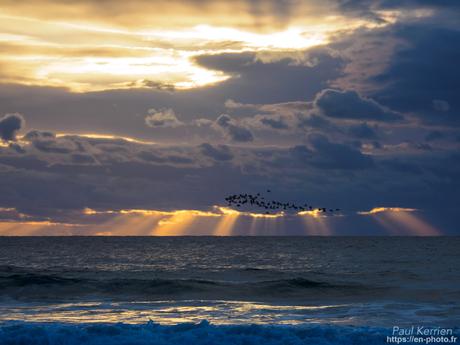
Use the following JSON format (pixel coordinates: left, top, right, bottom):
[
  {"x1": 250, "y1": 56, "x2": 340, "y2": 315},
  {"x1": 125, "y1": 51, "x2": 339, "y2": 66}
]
[{"x1": 0, "y1": 320, "x2": 391, "y2": 345}]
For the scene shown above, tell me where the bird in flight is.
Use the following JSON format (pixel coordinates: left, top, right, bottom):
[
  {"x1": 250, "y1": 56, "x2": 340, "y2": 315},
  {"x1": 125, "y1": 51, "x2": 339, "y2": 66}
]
[{"x1": 224, "y1": 192, "x2": 340, "y2": 215}]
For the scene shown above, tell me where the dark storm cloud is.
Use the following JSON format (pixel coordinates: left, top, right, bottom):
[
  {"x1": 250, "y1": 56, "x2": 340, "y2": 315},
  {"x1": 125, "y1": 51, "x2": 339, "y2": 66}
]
[
  {"x1": 424, "y1": 130, "x2": 445, "y2": 142},
  {"x1": 194, "y1": 50, "x2": 344, "y2": 104},
  {"x1": 432, "y1": 99, "x2": 450, "y2": 112},
  {"x1": 23, "y1": 130, "x2": 55, "y2": 141},
  {"x1": 0, "y1": 48, "x2": 344, "y2": 143},
  {"x1": 297, "y1": 114, "x2": 333, "y2": 130},
  {"x1": 241, "y1": 112, "x2": 294, "y2": 132},
  {"x1": 287, "y1": 145, "x2": 313, "y2": 165},
  {"x1": 258, "y1": 116, "x2": 289, "y2": 130},
  {"x1": 214, "y1": 114, "x2": 254, "y2": 142},
  {"x1": 307, "y1": 133, "x2": 374, "y2": 170},
  {"x1": 348, "y1": 122, "x2": 377, "y2": 139},
  {"x1": 137, "y1": 151, "x2": 168, "y2": 163},
  {"x1": 0, "y1": 130, "x2": 459, "y2": 233},
  {"x1": 0, "y1": 113, "x2": 25, "y2": 141},
  {"x1": 337, "y1": 0, "x2": 460, "y2": 20},
  {"x1": 0, "y1": 0, "x2": 459, "y2": 233},
  {"x1": 199, "y1": 143, "x2": 234, "y2": 161},
  {"x1": 380, "y1": 157, "x2": 422, "y2": 175},
  {"x1": 24, "y1": 131, "x2": 79, "y2": 154},
  {"x1": 314, "y1": 89, "x2": 403, "y2": 122},
  {"x1": 8, "y1": 143, "x2": 26, "y2": 154},
  {"x1": 71, "y1": 153, "x2": 96, "y2": 165},
  {"x1": 367, "y1": 24, "x2": 460, "y2": 125}
]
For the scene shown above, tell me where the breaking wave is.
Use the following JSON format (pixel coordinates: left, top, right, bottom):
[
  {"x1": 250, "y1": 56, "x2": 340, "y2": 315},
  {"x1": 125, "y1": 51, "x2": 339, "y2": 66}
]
[{"x1": 0, "y1": 320, "x2": 388, "y2": 345}]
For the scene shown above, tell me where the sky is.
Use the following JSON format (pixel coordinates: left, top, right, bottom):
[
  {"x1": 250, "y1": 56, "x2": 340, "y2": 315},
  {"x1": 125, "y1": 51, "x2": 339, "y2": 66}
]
[{"x1": 0, "y1": 0, "x2": 459, "y2": 235}]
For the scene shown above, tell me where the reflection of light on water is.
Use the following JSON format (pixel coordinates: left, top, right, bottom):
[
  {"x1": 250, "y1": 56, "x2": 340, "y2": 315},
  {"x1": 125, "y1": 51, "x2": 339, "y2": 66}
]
[
  {"x1": 0, "y1": 301, "x2": 351, "y2": 325},
  {"x1": 0, "y1": 300, "x2": 454, "y2": 326}
]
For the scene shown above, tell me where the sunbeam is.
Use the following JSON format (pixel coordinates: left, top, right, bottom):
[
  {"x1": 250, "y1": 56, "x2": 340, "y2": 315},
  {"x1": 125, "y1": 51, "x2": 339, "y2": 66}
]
[
  {"x1": 151, "y1": 211, "x2": 200, "y2": 236},
  {"x1": 298, "y1": 211, "x2": 333, "y2": 236},
  {"x1": 359, "y1": 207, "x2": 440, "y2": 236},
  {"x1": 214, "y1": 208, "x2": 240, "y2": 236}
]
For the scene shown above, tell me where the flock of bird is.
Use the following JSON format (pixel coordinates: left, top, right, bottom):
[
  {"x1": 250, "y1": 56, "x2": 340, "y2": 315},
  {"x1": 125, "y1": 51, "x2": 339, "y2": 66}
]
[{"x1": 224, "y1": 190, "x2": 340, "y2": 215}]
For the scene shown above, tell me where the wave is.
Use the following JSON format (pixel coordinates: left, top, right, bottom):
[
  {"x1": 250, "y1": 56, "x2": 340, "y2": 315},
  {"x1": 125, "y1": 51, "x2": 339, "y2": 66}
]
[
  {"x1": 0, "y1": 320, "x2": 388, "y2": 345},
  {"x1": 0, "y1": 269, "x2": 367, "y2": 301}
]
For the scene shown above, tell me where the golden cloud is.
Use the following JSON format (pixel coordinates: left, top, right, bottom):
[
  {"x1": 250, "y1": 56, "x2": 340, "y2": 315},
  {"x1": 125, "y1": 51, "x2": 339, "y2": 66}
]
[
  {"x1": 0, "y1": 1, "x2": 389, "y2": 92},
  {"x1": 357, "y1": 207, "x2": 417, "y2": 215}
]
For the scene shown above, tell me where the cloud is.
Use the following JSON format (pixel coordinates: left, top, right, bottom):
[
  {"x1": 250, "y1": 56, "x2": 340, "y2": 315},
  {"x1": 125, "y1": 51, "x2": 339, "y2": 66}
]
[
  {"x1": 8, "y1": 143, "x2": 26, "y2": 154},
  {"x1": 432, "y1": 99, "x2": 450, "y2": 112},
  {"x1": 258, "y1": 116, "x2": 289, "y2": 130},
  {"x1": 199, "y1": 143, "x2": 233, "y2": 161},
  {"x1": 288, "y1": 145, "x2": 312, "y2": 161},
  {"x1": 368, "y1": 25, "x2": 460, "y2": 125},
  {"x1": 194, "y1": 50, "x2": 344, "y2": 104},
  {"x1": 0, "y1": 49, "x2": 343, "y2": 145},
  {"x1": 347, "y1": 122, "x2": 377, "y2": 139},
  {"x1": 140, "y1": 80, "x2": 176, "y2": 92},
  {"x1": 224, "y1": 99, "x2": 252, "y2": 109},
  {"x1": 214, "y1": 114, "x2": 254, "y2": 142},
  {"x1": 23, "y1": 130, "x2": 55, "y2": 141},
  {"x1": 193, "y1": 118, "x2": 214, "y2": 127},
  {"x1": 307, "y1": 133, "x2": 374, "y2": 169},
  {"x1": 425, "y1": 130, "x2": 444, "y2": 142},
  {"x1": 24, "y1": 130, "x2": 78, "y2": 154},
  {"x1": 0, "y1": 113, "x2": 25, "y2": 141},
  {"x1": 381, "y1": 158, "x2": 422, "y2": 175},
  {"x1": 243, "y1": 113, "x2": 293, "y2": 132},
  {"x1": 358, "y1": 207, "x2": 417, "y2": 215},
  {"x1": 145, "y1": 108, "x2": 184, "y2": 128},
  {"x1": 71, "y1": 153, "x2": 96, "y2": 165},
  {"x1": 0, "y1": 131, "x2": 459, "y2": 233},
  {"x1": 297, "y1": 113, "x2": 332, "y2": 130},
  {"x1": 314, "y1": 89, "x2": 403, "y2": 122}
]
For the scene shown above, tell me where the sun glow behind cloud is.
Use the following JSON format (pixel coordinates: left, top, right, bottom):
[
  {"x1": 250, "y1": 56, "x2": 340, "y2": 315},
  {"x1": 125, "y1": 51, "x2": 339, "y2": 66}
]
[
  {"x1": 81, "y1": 206, "x2": 289, "y2": 236},
  {"x1": 0, "y1": 221, "x2": 80, "y2": 236},
  {"x1": 79, "y1": 206, "x2": 335, "y2": 236},
  {"x1": 298, "y1": 210, "x2": 333, "y2": 235},
  {"x1": 0, "y1": 204, "x2": 341, "y2": 236},
  {"x1": 357, "y1": 207, "x2": 417, "y2": 215},
  {"x1": 0, "y1": 5, "x2": 391, "y2": 92},
  {"x1": 55, "y1": 133, "x2": 156, "y2": 145},
  {"x1": 0, "y1": 205, "x2": 441, "y2": 236}
]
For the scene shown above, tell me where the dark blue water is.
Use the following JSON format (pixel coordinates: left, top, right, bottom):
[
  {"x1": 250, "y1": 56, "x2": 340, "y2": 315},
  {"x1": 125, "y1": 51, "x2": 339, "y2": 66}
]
[{"x1": 0, "y1": 237, "x2": 458, "y2": 344}]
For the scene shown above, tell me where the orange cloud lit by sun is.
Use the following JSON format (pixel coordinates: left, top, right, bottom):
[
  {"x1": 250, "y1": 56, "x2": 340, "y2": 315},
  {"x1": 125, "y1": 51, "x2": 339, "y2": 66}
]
[
  {"x1": 0, "y1": 0, "x2": 393, "y2": 92},
  {"x1": 357, "y1": 207, "x2": 417, "y2": 215},
  {"x1": 2, "y1": 205, "x2": 438, "y2": 236},
  {"x1": 0, "y1": 205, "x2": 339, "y2": 236},
  {"x1": 297, "y1": 210, "x2": 333, "y2": 235},
  {"x1": 81, "y1": 206, "x2": 288, "y2": 236}
]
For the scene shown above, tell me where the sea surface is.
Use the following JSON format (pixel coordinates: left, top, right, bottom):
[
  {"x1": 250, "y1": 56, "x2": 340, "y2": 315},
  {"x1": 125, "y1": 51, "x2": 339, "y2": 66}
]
[{"x1": 0, "y1": 236, "x2": 458, "y2": 344}]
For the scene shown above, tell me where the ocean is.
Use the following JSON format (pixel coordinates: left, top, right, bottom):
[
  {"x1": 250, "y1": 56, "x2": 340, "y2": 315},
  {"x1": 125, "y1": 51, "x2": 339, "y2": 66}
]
[{"x1": 0, "y1": 236, "x2": 458, "y2": 344}]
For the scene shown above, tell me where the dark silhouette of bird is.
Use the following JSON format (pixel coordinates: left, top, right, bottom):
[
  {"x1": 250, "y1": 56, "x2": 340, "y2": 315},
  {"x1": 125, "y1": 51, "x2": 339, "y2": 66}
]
[{"x1": 223, "y1": 191, "x2": 341, "y2": 216}]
